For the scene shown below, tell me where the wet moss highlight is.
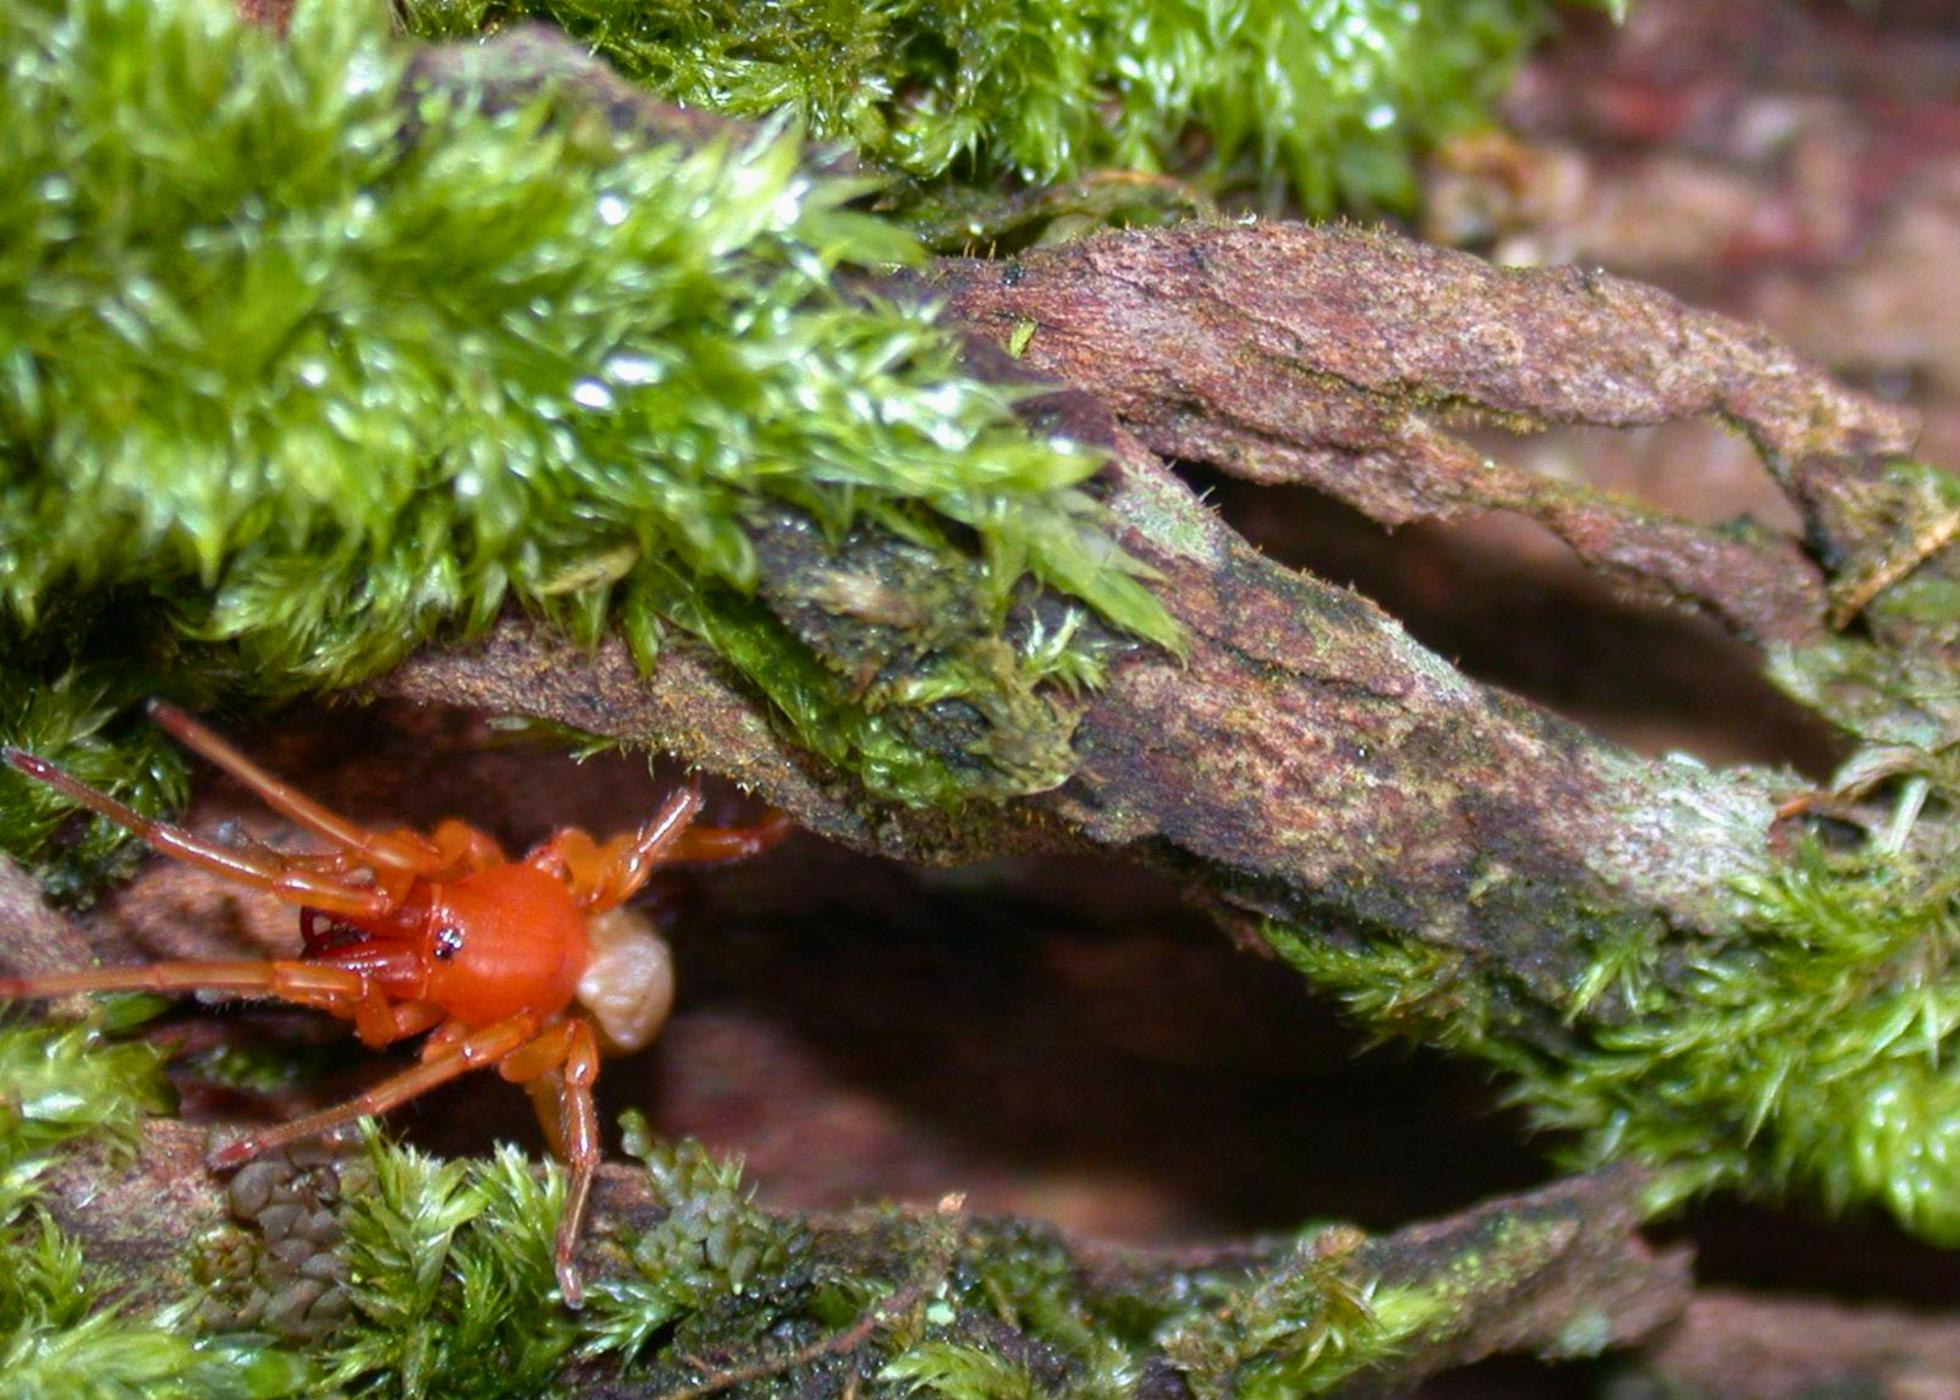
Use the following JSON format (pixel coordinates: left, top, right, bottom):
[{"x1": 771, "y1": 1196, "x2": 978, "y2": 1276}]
[
  {"x1": 403, "y1": 0, "x2": 1619, "y2": 216},
  {"x1": 0, "y1": 0, "x2": 1179, "y2": 888}
]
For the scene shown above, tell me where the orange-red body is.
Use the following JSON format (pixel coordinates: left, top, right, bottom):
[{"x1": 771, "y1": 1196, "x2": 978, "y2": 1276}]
[
  {"x1": 301, "y1": 861, "x2": 593, "y2": 1032},
  {"x1": 418, "y1": 864, "x2": 592, "y2": 1025}
]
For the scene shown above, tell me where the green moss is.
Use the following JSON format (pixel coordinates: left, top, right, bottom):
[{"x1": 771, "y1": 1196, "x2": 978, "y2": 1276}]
[
  {"x1": 0, "y1": 1040, "x2": 1623, "y2": 1397},
  {"x1": 0, "y1": 1021, "x2": 309, "y2": 1398},
  {"x1": 209, "y1": 1119, "x2": 1413, "y2": 1396},
  {"x1": 406, "y1": 0, "x2": 1620, "y2": 217},
  {"x1": 0, "y1": 0, "x2": 1181, "y2": 890},
  {"x1": 883, "y1": 1343, "x2": 1062, "y2": 1399},
  {"x1": 193, "y1": 1119, "x2": 792, "y2": 1395},
  {"x1": 0, "y1": 1020, "x2": 170, "y2": 1207},
  {"x1": 1266, "y1": 821, "x2": 1960, "y2": 1244},
  {"x1": 580, "y1": 1112, "x2": 797, "y2": 1361},
  {"x1": 0, "y1": 611, "x2": 192, "y2": 901},
  {"x1": 319, "y1": 1131, "x2": 577, "y2": 1395},
  {"x1": 1159, "y1": 1226, "x2": 1410, "y2": 1398}
]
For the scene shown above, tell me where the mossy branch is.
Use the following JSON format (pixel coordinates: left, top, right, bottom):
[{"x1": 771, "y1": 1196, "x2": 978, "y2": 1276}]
[
  {"x1": 7, "y1": 0, "x2": 1960, "y2": 1393},
  {"x1": 15, "y1": 1078, "x2": 1686, "y2": 1398},
  {"x1": 364, "y1": 49, "x2": 1960, "y2": 1261}
]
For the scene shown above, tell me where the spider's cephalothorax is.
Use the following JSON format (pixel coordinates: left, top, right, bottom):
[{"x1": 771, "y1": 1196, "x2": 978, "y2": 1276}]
[{"x1": 0, "y1": 702, "x2": 788, "y2": 1305}]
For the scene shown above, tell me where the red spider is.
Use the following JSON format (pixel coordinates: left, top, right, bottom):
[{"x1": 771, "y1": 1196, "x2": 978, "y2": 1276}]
[{"x1": 0, "y1": 702, "x2": 787, "y2": 1305}]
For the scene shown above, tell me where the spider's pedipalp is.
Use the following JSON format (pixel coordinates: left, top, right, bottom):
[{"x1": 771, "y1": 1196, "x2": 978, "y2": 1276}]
[{"x1": 532, "y1": 779, "x2": 704, "y2": 913}]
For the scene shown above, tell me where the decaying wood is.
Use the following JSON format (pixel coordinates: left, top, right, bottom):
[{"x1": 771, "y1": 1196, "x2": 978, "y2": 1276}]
[
  {"x1": 1621, "y1": 1291, "x2": 1960, "y2": 1400},
  {"x1": 935, "y1": 224, "x2": 1916, "y2": 646}
]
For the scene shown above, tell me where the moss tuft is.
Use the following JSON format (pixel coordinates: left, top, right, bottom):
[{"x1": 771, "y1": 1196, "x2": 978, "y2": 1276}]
[
  {"x1": 1160, "y1": 1226, "x2": 1406, "y2": 1398},
  {"x1": 0, "y1": 0, "x2": 1180, "y2": 891},
  {"x1": 0, "y1": 1020, "x2": 170, "y2": 1214},
  {"x1": 0, "y1": 1021, "x2": 309, "y2": 1398},
  {"x1": 0, "y1": 610, "x2": 192, "y2": 900},
  {"x1": 1267, "y1": 816, "x2": 1960, "y2": 1247},
  {"x1": 404, "y1": 0, "x2": 1619, "y2": 216},
  {"x1": 316, "y1": 1129, "x2": 578, "y2": 1395},
  {"x1": 582, "y1": 1112, "x2": 800, "y2": 1361}
]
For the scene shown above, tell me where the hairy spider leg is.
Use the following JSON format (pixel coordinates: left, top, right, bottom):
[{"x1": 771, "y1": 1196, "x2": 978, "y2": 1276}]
[
  {"x1": 498, "y1": 1016, "x2": 602, "y2": 1305},
  {"x1": 146, "y1": 700, "x2": 446, "y2": 875},
  {"x1": 528, "y1": 781, "x2": 706, "y2": 911},
  {"x1": 667, "y1": 808, "x2": 794, "y2": 863},
  {"x1": 2, "y1": 750, "x2": 391, "y2": 921}
]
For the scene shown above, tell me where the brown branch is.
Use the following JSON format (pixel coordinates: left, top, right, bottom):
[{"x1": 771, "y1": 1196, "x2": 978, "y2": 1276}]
[
  {"x1": 1627, "y1": 1291, "x2": 1960, "y2": 1400},
  {"x1": 386, "y1": 425, "x2": 1788, "y2": 1058},
  {"x1": 931, "y1": 222, "x2": 1923, "y2": 646},
  {"x1": 39, "y1": 1119, "x2": 1687, "y2": 1396}
]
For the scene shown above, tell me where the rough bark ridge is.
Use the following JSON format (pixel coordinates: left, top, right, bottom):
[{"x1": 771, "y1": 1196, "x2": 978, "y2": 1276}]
[{"x1": 394, "y1": 213, "x2": 1919, "y2": 1058}]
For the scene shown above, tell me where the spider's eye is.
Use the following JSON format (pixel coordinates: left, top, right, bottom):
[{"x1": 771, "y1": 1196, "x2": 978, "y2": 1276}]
[{"x1": 433, "y1": 923, "x2": 465, "y2": 961}]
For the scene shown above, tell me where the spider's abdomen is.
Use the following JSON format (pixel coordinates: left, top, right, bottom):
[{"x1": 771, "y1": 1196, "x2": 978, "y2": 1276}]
[{"x1": 419, "y1": 863, "x2": 590, "y2": 1027}]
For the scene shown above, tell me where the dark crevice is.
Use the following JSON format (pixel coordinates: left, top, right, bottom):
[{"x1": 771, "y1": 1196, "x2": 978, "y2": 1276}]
[{"x1": 1179, "y1": 461, "x2": 1843, "y2": 775}]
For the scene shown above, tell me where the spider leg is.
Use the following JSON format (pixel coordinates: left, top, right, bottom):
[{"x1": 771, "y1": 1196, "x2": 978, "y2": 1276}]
[
  {"x1": 145, "y1": 701, "x2": 445, "y2": 875},
  {"x1": 0, "y1": 959, "x2": 372, "y2": 1013},
  {"x1": 499, "y1": 1016, "x2": 601, "y2": 1306},
  {"x1": 426, "y1": 818, "x2": 507, "y2": 876},
  {"x1": 3, "y1": 750, "x2": 393, "y2": 920},
  {"x1": 351, "y1": 997, "x2": 446, "y2": 1048},
  {"x1": 667, "y1": 808, "x2": 793, "y2": 863},
  {"x1": 529, "y1": 781, "x2": 704, "y2": 913},
  {"x1": 206, "y1": 1011, "x2": 541, "y2": 1169},
  {"x1": 3, "y1": 937, "x2": 437, "y2": 1047}
]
